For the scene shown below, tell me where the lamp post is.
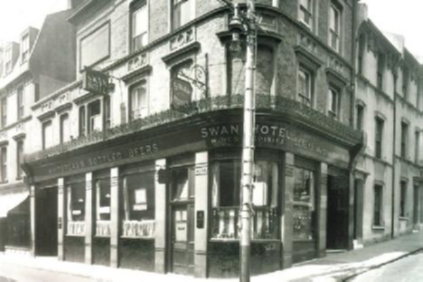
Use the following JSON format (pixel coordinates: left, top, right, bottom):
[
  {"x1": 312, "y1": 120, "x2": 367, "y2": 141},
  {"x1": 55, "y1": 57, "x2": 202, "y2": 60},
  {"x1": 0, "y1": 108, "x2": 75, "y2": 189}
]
[{"x1": 229, "y1": 1, "x2": 257, "y2": 282}]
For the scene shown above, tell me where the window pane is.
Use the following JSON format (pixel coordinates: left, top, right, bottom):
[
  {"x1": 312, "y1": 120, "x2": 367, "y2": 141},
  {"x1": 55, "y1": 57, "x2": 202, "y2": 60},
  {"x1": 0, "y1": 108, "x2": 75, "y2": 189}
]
[
  {"x1": 43, "y1": 121, "x2": 53, "y2": 149},
  {"x1": 1, "y1": 147, "x2": 7, "y2": 182},
  {"x1": 60, "y1": 114, "x2": 70, "y2": 143},
  {"x1": 130, "y1": 81, "x2": 147, "y2": 120},
  {"x1": 293, "y1": 167, "x2": 315, "y2": 240},
  {"x1": 17, "y1": 141, "x2": 24, "y2": 179},
  {"x1": 132, "y1": 4, "x2": 148, "y2": 51},
  {"x1": 172, "y1": 169, "x2": 189, "y2": 200}
]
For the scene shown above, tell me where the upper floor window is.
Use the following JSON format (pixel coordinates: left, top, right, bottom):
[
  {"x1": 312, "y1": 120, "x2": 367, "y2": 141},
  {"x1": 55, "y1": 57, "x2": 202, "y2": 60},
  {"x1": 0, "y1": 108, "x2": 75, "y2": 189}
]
[
  {"x1": 80, "y1": 22, "x2": 110, "y2": 70},
  {"x1": 172, "y1": 0, "x2": 194, "y2": 30},
  {"x1": 377, "y1": 52, "x2": 385, "y2": 90},
  {"x1": 87, "y1": 100, "x2": 101, "y2": 134},
  {"x1": 42, "y1": 120, "x2": 53, "y2": 149},
  {"x1": 402, "y1": 66, "x2": 409, "y2": 99},
  {"x1": 60, "y1": 114, "x2": 71, "y2": 144},
  {"x1": 130, "y1": 80, "x2": 148, "y2": 120},
  {"x1": 131, "y1": 0, "x2": 148, "y2": 53},
  {"x1": 375, "y1": 117, "x2": 384, "y2": 159},
  {"x1": 297, "y1": 66, "x2": 313, "y2": 107},
  {"x1": 17, "y1": 86, "x2": 24, "y2": 120},
  {"x1": 299, "y1": 0, "x2": 314, "y2": 29},
  {"x1": 329, "y1": 3, "x2": 341, "y2": 52},
  {"x1": 401, "y1": 121, "x2": 409, "y2": 159},
  {"x1": 1, "y1": 97, "x2": 7, "y2": 128},
  {"x1": 0, "y1": 146, "x2": 7, "y2": 182},
  {"x1": 21, "y1": 34, "x2": 30, "y2": 63},
  {"x1": 356, "y1": 103, "x2": 364, "y2": 131},
  {"x1": 104, "y1": 96, "x2": 111, "y2": 130},
  {"x1": 16, "y1": 140, "x2": 24, "y2": 180},
  {"x1": 79, "y1": 106, "x2": 86, "y2": 137},
  {"x1": 4, "y1": 48, "x2": 12, "y2": 74},
  {"x1": 358, "y1": 34, "x2": 366, "y2": 75},
  {"x1": 328, "y1": 87, "x2": 340, "y2": 119}
]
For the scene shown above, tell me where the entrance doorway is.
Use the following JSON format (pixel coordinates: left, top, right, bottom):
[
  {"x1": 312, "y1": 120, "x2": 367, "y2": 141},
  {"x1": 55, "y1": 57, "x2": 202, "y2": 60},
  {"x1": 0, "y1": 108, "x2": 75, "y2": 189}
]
[
  {"x1": 35, "y1": 187, "x2": 58, "y2": 256},
  {"x1": 169, "y1": 166, "x2": 195, "y2": 276},
  {"x1": 326, "y1": 173, "x2": 349, "y2": 250}
]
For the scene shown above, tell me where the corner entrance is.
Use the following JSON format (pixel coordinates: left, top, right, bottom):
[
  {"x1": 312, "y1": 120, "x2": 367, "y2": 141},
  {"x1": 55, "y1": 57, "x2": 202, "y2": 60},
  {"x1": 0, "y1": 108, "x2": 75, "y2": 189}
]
[
  {"x1": 35, "y1": 187, "x2": 58, "y2": 256},
  {"x1": 326, "y1": 172, "x2": 349, "y2": 250},
  {"x1": 169, "y1": 166, "x2": 195, "y2": 276}
]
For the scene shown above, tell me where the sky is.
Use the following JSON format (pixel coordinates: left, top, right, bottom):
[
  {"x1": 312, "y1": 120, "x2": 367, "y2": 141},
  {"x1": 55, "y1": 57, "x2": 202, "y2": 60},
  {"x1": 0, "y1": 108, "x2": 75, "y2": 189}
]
[{"x1": 0, "y1": 0, "x2": 422, "y2": 60}]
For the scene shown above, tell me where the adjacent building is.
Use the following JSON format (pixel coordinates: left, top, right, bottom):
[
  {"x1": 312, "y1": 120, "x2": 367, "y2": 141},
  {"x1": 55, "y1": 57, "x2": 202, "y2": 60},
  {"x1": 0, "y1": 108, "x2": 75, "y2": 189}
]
[
  {"x1": 0, "y1": 10, "x2": 76, "y2": 255},
  {"x1": 0, "y1": 0, "x2": 419, "y2": 279}
]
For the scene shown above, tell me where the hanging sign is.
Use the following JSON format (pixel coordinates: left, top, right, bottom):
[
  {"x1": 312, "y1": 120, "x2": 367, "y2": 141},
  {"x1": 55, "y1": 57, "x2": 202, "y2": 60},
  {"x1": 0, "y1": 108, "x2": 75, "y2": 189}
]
[
  {"x1": 83, "y1": 67, "x2": 110, "y2": 95},
  {"x1": 171, "y1": 77, "x2": 193, "y2": 110}
]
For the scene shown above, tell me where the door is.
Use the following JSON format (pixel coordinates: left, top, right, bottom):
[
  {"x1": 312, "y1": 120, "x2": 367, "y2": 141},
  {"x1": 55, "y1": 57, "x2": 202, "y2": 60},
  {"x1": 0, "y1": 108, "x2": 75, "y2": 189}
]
[
  {"x1": 326, "y1": 174, "x2": 349, "y2": 250},
  {"x1": 169, "y1": 166, "x2": 195, "y2": 275},
  {"x1": 36, "y1": 187, "x2": 58, "y2": 256},
  {"x1": 413, "y1": 185, "x2": 419, "y2": 226},
  {"x1": 171, "y1": 204, "x2": 195, "y2": 275}
]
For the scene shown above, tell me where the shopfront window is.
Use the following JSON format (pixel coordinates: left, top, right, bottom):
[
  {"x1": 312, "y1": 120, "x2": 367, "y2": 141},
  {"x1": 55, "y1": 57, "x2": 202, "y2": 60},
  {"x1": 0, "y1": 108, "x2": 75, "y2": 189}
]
[
  {"x1": 211, "y1": 159, "x2": 279, "y2": 240},
  {"x1": 121, "y1": 171, "x2": 155, "y2": 238},
  {"x1": 95, "y1": 178, "x2": 111, "y2": 237},
  {"x1": 293, "y1": 167, "x2": 315, "y2": 241},
  {"x1": 67, "y1": 182, "x2": 86, "y2": 236}
]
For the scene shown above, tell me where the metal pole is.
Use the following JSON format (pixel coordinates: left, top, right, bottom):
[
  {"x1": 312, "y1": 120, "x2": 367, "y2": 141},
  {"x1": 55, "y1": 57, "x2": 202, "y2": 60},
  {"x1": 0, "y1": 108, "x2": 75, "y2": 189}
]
[{"x1": 240, "y1": 1, "x2": 256, "y2": 281}]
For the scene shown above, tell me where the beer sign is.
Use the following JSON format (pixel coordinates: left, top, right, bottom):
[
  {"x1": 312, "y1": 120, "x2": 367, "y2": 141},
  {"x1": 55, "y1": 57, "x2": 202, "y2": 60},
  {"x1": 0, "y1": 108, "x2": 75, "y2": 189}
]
[{"x1": 83, "y1": 67, "x2": 110, "y2": 95}]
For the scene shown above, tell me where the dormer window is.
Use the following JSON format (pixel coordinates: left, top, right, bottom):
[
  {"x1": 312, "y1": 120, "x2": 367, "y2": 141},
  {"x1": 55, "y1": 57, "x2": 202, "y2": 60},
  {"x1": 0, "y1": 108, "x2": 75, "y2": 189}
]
[{"x1": 21, "y1": 34, "x2": 30, "y2": 63}]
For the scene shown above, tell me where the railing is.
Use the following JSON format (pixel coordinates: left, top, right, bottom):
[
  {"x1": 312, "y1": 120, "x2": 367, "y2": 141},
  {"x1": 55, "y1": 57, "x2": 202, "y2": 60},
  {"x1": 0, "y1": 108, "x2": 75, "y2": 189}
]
[
  {"x1": 211, "y1": 206, "x2": 278, "y2": 240},
  {"x1": 24, "y1": 94, "x2": 363, "y2": 163},
  {"x1": 121, "y1": 220, "x2": 155, "y2": 238},
  {"x1": 67, "y1": 221, "x2": 85, "y2": 236}
]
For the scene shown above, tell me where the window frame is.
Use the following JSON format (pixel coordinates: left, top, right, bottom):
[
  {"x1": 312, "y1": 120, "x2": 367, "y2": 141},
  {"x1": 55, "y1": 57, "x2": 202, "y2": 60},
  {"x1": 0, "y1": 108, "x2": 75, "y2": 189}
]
[
  {"x1": 329, "y1": 2, "x2": 342, "y2": 52},
  {"x1": 0, "y1": 146, "x2": 7, "y2": 183},
  {"x1": 16, "y1": 140, "x2": 24, "y2": 180},
  {"x1": 377, "y1": 52, "x2": 385, "y2": 90},
  {"x1": 42, "y1": 120, "x2": 53, "y2": 150},
  {"x1": 298, "y1": 0, "x2": 314, "y2": 30},
  {"x1": 60, "y1": 113, "x2": 70, "y2": 144},
  {"x1": 400, "y1": 180, "x2": 407, "y2": 218},
  {"x1": 297, "y1": 65, "x2": 314, "y2": 108},
  {"x1": 415, "y1": 130, "x2": 420, "y2": 164},
  {"x1": 375, "y1": 117, "x2": 384, "y2": 159},
  {"x1": 129, "y1": 79, "x2": 148, "y2": 121},
  {"x1": 17, "y1": 86, "x2": 24, "y2": 120},
  {"x1": 356, "y1": 102, "x2": 365, "y2": 131},
  {"x1": 1, "y1": 96, "x2": 7, "y2": 129},
  {"x1": 87, "y1": 99, "x2": 101, "y2": 134},
  {"x1": 21, "y1": 34, "x2": 30, "y2": 63},
  {"x1": 401, "y1": 121, "x2": 409, "y2": 159},
  {"x1": 327, "y1": 86, "x2": 341, "y2": 119},
  {"x1": 130, "y1": 0, "x2": 149, "y2": 53},
  {"x1": 171, "y1": 0, "x2": 194, "y2": 31},
  {"x1": 4, "y1": 47, "x2": 12, "y2": 74},
  {"x1": 373, "y1": 184, "x2": 384, "y2": 227}
]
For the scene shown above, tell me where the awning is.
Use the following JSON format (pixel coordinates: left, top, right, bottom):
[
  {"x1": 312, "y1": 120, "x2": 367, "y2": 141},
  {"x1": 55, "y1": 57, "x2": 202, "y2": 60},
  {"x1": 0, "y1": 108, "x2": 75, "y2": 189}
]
[{"x1": 0, "y1": 191, "x2": 29, "y2": 218}]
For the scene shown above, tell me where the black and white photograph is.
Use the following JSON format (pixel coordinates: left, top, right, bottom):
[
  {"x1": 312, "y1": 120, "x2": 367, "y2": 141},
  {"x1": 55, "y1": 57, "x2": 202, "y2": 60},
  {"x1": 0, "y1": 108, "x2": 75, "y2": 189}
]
[{"x1": 0, "y1": 0, "x2": 422, "y2": 281}]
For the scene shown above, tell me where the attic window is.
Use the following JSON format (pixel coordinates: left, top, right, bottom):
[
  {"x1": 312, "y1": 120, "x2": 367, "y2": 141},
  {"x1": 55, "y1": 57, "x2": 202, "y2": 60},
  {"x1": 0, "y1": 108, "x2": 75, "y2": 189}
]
[
  {"x1": 22, "y1": 34, "x2": 30, "y2": 63},
  {"x1": 4, "y1": 48, "x2": 12, "y2": 74}
]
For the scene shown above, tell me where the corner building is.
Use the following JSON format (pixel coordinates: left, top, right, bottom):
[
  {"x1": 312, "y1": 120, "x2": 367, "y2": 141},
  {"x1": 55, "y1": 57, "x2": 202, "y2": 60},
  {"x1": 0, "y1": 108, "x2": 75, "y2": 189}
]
[{"x1": 23, "y1": 0, "x2": 364, "y2": 278}]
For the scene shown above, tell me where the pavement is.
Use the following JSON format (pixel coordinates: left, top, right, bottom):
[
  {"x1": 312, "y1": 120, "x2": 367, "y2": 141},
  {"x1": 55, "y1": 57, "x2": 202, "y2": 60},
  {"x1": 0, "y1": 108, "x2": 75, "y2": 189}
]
[{"x1": 0, "y1": 231, "x2": 422, "y2": 282}]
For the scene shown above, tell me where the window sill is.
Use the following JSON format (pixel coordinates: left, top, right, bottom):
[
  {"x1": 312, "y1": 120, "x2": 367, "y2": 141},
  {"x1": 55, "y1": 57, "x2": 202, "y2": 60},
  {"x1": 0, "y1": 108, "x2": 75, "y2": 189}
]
[
  {"x1": 372, "y1": 225, "x2": 385, "y2": 231},
  {"x1": 66, "y1": 234, "x2": 85, "y2": 237},
  {"x1": 120, "y1": 236, "x2": 154, "y2": 240},
  {"x1": 399, "y1": 217, "x2": 409, "y2": 221},
  {"x1": 210, "y1": 238, "x2": 280, "y2": 243}
]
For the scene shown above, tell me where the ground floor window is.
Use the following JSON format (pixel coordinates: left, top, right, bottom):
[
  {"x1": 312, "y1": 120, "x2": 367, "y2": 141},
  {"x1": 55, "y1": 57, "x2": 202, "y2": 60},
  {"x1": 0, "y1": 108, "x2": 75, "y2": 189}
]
[
  {"x1": 293, "y1": 167, "x2": 316, "y2": 241},
  {"x1": 66, "y1": 181, "x2": 86, "y2": 236},
  {"x1": 373, "y1": 185, "x2": 383, "y2": 226},
  {"x1": 7, "y1": 198, "x2": 30, "y2": 247},
  {"x1": 211, "y1": 159, "x2": 279, "y2": 240},
  {"x1": 95, "y1": 177, "x2": 111, "y2": 237},
  {"x1": 121, "y1": 170, "x2": 155, "y2": 238}
]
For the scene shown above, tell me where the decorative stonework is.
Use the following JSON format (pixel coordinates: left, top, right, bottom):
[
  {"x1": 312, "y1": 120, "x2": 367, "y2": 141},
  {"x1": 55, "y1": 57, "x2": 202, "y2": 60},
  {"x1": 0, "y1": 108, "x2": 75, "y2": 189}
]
[
  {"x1": 170, "y1": 28, "x2": 195, "y2": 51},
  {"x1": 128, "y1": 52, "x2": 148, "y2": 72}
]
